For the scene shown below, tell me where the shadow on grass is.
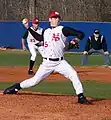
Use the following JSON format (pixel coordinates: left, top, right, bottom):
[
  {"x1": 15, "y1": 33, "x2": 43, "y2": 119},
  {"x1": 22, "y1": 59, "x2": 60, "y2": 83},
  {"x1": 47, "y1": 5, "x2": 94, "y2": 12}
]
[
  {"x1": 18, "y1": 91, "x2": 108, "y2": 102},
  {"x1": 17, "y1": 91, "x2": 73, "y2": 96}
]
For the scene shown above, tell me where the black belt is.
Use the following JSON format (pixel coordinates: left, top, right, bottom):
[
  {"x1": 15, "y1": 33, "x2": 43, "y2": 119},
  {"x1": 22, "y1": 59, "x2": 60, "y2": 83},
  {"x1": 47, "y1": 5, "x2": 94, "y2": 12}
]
[{"x1": 43, "y1": 57, "x2": 63, "y2": 61}]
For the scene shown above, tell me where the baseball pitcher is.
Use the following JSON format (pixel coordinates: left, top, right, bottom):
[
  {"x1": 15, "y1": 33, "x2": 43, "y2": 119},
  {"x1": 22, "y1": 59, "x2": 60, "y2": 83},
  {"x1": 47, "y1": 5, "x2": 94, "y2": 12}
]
[{"x1": 4, "y1": 11, "x2": 91, "y2": 104}]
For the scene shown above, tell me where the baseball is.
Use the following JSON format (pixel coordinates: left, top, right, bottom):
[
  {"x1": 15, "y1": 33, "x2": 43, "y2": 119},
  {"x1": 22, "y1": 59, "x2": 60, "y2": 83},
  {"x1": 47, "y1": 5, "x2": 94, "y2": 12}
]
[{"x1": 22, "y1": 18, "x2": 28, "y2": 24}]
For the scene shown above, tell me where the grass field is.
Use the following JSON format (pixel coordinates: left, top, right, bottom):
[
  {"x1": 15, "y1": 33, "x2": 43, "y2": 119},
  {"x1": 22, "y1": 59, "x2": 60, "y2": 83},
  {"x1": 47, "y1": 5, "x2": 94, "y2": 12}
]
[
  {"x1": 0, "y1": 50, "x2": 107, "y2": 66},
  {"x1": 0, "y1": 50, "x2": 111, "y2": 99},
  {"x1": 0, "y1": 81, "x2": 111, "y2": 99}
]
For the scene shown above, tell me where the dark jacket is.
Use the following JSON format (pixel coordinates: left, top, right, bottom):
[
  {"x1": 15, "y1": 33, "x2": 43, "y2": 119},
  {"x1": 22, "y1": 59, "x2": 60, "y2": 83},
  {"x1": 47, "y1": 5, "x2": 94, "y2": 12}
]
[{"x1": 85, "y1": 35, "x2": 107, "y2": 52}]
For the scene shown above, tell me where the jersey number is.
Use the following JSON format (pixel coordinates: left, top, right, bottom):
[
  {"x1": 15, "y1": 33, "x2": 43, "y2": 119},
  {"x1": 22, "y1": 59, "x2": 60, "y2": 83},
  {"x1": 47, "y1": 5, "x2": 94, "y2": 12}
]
[
  {"x1": 44, "y1": 41, "x2": 48, "y2": 47},
  {"x1": 44, "y1": 33, "x2": 60, "y2": 47}
]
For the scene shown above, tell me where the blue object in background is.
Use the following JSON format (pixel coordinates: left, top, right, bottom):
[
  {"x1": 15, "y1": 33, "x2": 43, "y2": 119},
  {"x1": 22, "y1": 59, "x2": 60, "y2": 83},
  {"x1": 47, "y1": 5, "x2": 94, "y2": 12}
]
[{"x1": 0, "y1": 21, "x2": 111, "y2": 52}]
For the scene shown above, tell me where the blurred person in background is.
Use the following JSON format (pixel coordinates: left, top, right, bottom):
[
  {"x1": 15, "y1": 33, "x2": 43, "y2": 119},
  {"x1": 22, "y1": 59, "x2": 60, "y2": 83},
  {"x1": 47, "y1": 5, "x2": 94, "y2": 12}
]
[
  {"x1": 22, "y1": 18, "x2": 44, "y2": 75},
  {"x1": 82, "y1": 29, "x2": 110, "y2": 66}
]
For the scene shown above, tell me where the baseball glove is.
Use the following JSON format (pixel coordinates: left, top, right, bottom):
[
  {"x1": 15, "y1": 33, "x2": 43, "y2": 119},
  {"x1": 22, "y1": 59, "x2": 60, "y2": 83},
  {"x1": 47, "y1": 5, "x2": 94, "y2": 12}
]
[
  {"x1": 69, "y1": 38, "x2": 80, "y2": 49},
  {"x1": 69, "y1": 42, "x2": 79, "y2": 49}
]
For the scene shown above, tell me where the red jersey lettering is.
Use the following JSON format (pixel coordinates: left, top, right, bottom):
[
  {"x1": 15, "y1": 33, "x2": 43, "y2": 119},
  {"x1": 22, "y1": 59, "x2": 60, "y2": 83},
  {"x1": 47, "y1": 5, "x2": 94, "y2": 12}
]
[{"x1": 52, "y1": 33, "x2": 60, "y2": 41}]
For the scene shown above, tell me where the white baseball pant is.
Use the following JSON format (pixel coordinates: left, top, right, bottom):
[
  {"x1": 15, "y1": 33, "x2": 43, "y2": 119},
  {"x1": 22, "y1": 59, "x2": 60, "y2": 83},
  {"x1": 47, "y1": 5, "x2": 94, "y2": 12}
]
[
  {"x1": 20, "y1": 59, "x2": 83, "y2": 95},
  {"x1": 28, "y1": 44, "x2": 44, "y2": 61}
]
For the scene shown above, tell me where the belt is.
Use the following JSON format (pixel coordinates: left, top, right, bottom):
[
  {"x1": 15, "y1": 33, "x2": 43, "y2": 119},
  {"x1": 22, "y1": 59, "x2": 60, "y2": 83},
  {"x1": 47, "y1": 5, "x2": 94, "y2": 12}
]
[{"x1": 43, "y1": 57, "x2": 63, "y2": 61}]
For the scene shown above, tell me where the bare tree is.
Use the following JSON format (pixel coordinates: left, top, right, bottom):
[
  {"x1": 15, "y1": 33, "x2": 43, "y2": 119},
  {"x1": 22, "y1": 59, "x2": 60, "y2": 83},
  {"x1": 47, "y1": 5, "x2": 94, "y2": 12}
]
[{"x1": 0, "y1": 0, "x2": 111, "y2": 21}]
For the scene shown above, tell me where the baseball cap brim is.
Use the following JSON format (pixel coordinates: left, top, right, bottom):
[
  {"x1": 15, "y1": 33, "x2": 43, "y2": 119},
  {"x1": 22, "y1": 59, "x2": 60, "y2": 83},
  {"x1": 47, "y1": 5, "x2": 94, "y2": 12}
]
[
  {"x1": 94, "y1": 29, "x2": 100, "y2": 34},
  {"x1": 32, "y1": 18, "x2": 39, "y2": 24},
  {"x1": 94, "y1": 32, "x2": 99, "y2": 34}
]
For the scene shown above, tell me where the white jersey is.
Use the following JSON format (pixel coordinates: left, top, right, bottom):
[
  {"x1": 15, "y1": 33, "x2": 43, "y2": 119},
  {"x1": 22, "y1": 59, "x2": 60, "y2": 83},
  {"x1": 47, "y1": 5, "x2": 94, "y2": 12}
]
[
  {"x1": 27, "y1": 27, "x2": 43, "y2": 45},
  {"x1": 21, "y1": 25, "x2": 84, "y2": 96},
  {"x1": 43, "y1": 26, "x2": 67, "y2": 58}
]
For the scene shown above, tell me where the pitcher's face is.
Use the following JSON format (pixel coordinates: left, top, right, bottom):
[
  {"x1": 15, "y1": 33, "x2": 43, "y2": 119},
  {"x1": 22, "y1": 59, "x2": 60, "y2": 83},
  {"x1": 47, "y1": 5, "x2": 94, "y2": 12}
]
[{"x1": 49, "y1": 17, "x2": 60, "y2": 27}]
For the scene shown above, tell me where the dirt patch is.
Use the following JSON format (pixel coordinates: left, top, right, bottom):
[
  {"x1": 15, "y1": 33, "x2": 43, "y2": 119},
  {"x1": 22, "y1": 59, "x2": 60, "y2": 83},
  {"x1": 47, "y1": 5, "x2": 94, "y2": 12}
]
[
  {"x1": 0, "y1": 92, "x2": 111, "y2": 120},
  {"x1": 0, "y1": 66, "x2": 111, "y2": 120},
  {"x1": 0, "y1": 66, "x2": 111, "y2": 82}
]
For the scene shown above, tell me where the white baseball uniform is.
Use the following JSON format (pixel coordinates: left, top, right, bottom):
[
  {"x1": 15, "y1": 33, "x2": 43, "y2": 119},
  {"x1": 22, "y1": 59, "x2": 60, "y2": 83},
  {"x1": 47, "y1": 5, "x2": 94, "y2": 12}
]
[
  {"x1": 20, "y1": 25, "x2": 84, "y2": 95},
  {"x1": 23, "y1": 26, "x2": 44, "y2": 61}
]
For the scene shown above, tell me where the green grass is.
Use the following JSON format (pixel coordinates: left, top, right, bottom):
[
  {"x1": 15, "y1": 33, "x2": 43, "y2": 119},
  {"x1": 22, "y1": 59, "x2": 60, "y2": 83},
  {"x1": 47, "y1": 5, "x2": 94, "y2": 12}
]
[
  {"x1": 1, "y1": 81, "x2": 111, "y2": 99},
  {"x1": 0, "y1": 50, "x2": 42, "y2": 66},
  {"x1": 0, "y1": 50, "x2": 111, "y2": 99},
  {"x1": 0, "y1": 50, "x2": 109, "y2": 66},
  {"x1": 65, "y1": 53, "x2": 105, "y2": 66}
]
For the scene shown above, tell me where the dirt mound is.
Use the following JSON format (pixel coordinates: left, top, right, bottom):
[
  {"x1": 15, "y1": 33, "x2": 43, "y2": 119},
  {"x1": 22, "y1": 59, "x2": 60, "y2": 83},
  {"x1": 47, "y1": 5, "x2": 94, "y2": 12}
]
[
  {"x1": 0, "y1": 66, "x2": 111, "y2": 120},
  {"x1": 0, "y1": 91, "x2": 111, "y2": 120}
]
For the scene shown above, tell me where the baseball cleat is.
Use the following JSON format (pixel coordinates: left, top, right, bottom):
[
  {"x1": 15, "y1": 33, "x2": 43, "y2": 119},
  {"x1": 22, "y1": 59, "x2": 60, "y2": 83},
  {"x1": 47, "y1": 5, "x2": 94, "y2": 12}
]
[
  {"x1": 78, "y1": 96, "x2": 91, "y2": 104},
  {"x1": 28, "y1": 70, "x2": 35, "y2": 75},
  {"x1": 3, "y1": 83, "x2": 21, "y2": 94}
]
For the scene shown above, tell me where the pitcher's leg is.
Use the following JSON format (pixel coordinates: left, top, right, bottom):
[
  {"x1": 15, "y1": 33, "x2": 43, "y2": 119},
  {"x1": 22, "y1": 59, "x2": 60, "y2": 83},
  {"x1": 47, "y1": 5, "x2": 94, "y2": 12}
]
[
  {"x1": 68, "y1": 70, "x2": 83, "y2": 95},
  {"x1": 20, "y1": 64, "x2": 53, "y2": 88},
  {"x1": 3, "y1": 63, "x2": 53, "y2": 94},
  {"x1": 55, "y1": 60, "x2": 83, "y2": 95},
  {"x1": 55, "y1": 60, "x2": 91, "y2": 104},
  {"x1": 20, "y1": 75, "x2": 40, "y2": 89}
]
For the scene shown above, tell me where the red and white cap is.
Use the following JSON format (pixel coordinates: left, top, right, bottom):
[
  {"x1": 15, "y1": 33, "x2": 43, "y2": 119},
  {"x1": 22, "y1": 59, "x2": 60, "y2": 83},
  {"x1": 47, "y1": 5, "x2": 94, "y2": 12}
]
[
  {"x1": 49, "y1": 11, "x2": 61, "y2": 18},
  {"x1": 32, "y1": 18, "x2": 39, "y2": 24}
]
